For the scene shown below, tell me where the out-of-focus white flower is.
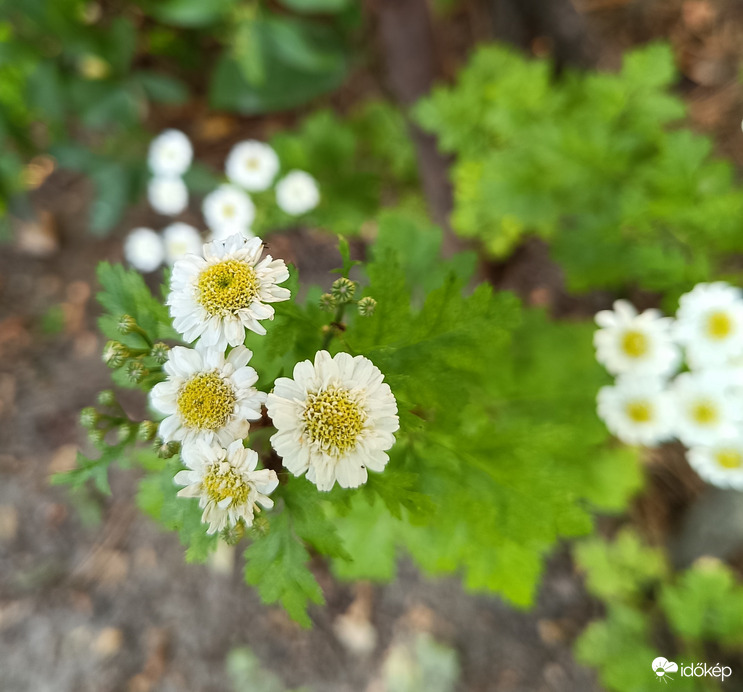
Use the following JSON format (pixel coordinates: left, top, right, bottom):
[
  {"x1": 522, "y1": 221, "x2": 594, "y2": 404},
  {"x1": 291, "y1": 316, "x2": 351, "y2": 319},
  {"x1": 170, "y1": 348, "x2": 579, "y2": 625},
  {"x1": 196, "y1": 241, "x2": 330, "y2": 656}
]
[
  {"x1": 148, "y1": 129, "x2": 193, "y2": 177},
  {"x1": 175, "y1": 439, "x2": 279, "y2": 535},
  {"x1": 123, "y1": 227, "x2": 164, "y2": 273},
  {"x1": 671, "y1": 371, "x2": 743, "y2": 447},
  {"x1": 687, "y1": 438, "x2": 743, "y2": 490},
  {"x1": 267, "y1": 351, "x2": 399, "y2": 491},
  {"x1": 202, "y1": 184, "x2": 255, "y2": 238},
  {"x1": 675, "y1": 282, "x2": 743, "y2": 369},
  {"x1": 597, "y1": 376, "x2": 675, "y2": 447},
  {"x1": 225, "y1": 140, "x2": 280, "y2": 192},
  {"x1": 168, "y1": 233, "x2": 290, "y2": 350},
  {"x1": 594, "y1": 299, "x2": 680, "y2": 378},
  {"x1": 163, "y1": 222, "x2": 202, "y2": 264},
  {"x1": 150, "y1": 345, "x2": 265, "y2": 448},
  {"x1": 275, "y1": 170, "x2": 320, "y2": 216},
  {"x1": 148, "y1": 176, "x2": 189, "y2": 216}
]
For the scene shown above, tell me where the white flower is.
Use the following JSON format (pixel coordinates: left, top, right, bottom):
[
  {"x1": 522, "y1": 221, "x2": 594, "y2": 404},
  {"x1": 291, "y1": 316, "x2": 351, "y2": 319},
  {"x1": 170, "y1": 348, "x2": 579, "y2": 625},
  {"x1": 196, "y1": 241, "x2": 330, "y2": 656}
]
[
  {"x1": 594, "y1": 299, "x2": 680, "y2": 378},
  {"x1": 687, "y1": 438, "x2": 743, "y2": 490},
  {"x1": 148, "y1": 129, "x2": 193, "y2": 177},
  {"x1": 675, "y1": 282, "x2": 743, "y2": 368},
  {"x1": 671, "y1": 371, "x2": 743, "y2": 447},
  {"x1": 225, "y1": 140, "x2": 280, "y2": 192},
  {"x1": 597, "y1": 376, "x2": 675, "y2": 447},
  {"x1": 175, "y1": 439, "x2": 278, "y2": 534},
  {"x1": 266, "y1": 351, "x2": 399, "y2": 491},
  {"x1": 150, "y1": 345, "x2": 265, "y2": 447},
  {"x1": 202, "y1": 184, "x2": 255, "y2": 238},
  {"x1": 123, "y1": 227, "x2": 164, "y2": 273},
  {"x1": 148, "y1": 176, "x2": 189, "y2": 216},
  {"x1": 275, "y1": 170, "x2": 320, "y2": 216},
  {"x1": 168, "y1": 233, "x2": 291, "y2": 349},
  {"x1": 163, "y1": 222, "x2": 202, "y2": 264}
]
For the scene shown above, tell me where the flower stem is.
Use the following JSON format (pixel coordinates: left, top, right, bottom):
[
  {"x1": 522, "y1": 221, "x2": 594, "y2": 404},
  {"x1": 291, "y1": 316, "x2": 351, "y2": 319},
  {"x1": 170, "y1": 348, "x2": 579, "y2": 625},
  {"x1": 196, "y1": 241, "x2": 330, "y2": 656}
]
[{"x1": 321, "y1": 302, "x2": 346, "y2": 350}]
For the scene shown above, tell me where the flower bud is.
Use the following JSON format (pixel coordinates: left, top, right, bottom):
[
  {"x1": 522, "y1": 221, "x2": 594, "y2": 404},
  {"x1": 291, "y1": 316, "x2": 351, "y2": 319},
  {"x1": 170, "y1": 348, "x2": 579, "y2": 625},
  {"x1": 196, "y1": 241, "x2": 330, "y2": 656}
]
[
  {"x1": 103, "y1": 340, "x2": 129, "y2": 368},
  {"x1": 137, "y1": 420, "x2": 158, "y2": 442},
  {"x1": 357, "y1": 296, "x2": 377, "y2": 317},
  {"x1": 117, "y1": 314, "x2": 138, "y2": 334},
  {"x1": 80, "y1": 407, "x2": 98, "y2": 429},
  {"x1": 117, "y1": 423, "x2": 135, "y2": 443},
  {"x1": 155, "y1": 438, "x2": 180, "y2": 459},
  {"x1": 151, "y1": 342, "x2": 170, "y2": 365},
  {"x1": 88, "y1": 428, "x2": 105, "y2": 445},
  {"x1": 331, "y1": 277, "x2": 356, "y2": 303},
  {"x1": 319, "y1": 293, "x2": 337, "y2": 312},
  {"x1": 127, "y1": 359, "x2": 149, "y2": 384},
  {"x1": 221, "y1": 521, "x2": 246, "y2": 545},
  {"x1": 97, "y1": 389, "x2": 117, "y2": 407}
]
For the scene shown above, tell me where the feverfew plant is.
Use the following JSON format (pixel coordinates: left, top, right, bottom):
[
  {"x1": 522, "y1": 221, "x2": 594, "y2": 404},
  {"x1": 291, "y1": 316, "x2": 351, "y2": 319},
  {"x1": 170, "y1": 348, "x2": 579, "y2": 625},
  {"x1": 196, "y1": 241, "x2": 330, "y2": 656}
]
[
  {"x1": 595, "y1": 284, "x2": 743, "y2": 490},
  {"x1": 59, "y1": 209, "x2": 642, "y2": 625}
]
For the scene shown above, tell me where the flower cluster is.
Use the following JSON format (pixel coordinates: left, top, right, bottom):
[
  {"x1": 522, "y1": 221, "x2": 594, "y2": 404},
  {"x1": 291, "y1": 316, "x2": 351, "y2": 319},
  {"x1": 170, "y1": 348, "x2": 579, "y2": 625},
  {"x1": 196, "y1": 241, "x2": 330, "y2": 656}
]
[
  {"x1": 149, "y1": 232, "x2": 399, "y2": 535},
  {"x1": 594, "y1": 283, "x2": 743, "y2": 490},
  {"x1": 125, "y1": 131, "x2": 320, "y2": 273}
]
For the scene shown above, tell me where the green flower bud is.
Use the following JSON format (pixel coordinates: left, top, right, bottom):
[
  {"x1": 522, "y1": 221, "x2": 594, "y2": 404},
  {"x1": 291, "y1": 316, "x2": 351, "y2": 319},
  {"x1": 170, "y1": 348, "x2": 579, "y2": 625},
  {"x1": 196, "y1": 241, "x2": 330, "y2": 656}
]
[
  {"x1": 88, "y1": 428, "x2": 105, "y2": 445},
  {"x1": 155, "y1": 438, "x2": 180, "y2": 459},
  {"x1": 319, "y1": 293, "x2": 337, "y2": 312},
  {"x1": 221, "y1": 520, "x2": 246, "y2": 545},
  {"x1": 103, "y1": 340, "x2": 129, "y2": 368},
  {"x1": 126, "y1": 359, "x2": 149, "y2": 384},
  {"x1": 151, "y1": 342, "x2": 170, "y2": 365},
  {"x1": 117, "y1": 314, "x2": 138, "y2": 334},
  {"x1": 79, "y1": 407, "x2": 98, "y2": 429},
  {"x1": 357, "y1": 296, "x2": 377, "y2": 317},
  {"x1": 97, "y1": 389, "x2": 117, "y2": 407},
  {"x1": 331, "y1": 277, "x2": 356, "y2": 303},
  {"x1": 117, "y1": 423, "x2": 134, "y2": 443},
  {"x1": 137, "y1": 420, "x2": 158, "y2": 442}
]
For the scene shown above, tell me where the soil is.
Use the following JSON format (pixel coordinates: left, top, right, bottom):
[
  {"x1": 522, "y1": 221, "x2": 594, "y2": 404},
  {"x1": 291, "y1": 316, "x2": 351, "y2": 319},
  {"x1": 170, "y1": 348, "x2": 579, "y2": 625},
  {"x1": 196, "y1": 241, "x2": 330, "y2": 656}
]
[{"x1": 3, "y1": 1, "x2": 743, "y2": 690}]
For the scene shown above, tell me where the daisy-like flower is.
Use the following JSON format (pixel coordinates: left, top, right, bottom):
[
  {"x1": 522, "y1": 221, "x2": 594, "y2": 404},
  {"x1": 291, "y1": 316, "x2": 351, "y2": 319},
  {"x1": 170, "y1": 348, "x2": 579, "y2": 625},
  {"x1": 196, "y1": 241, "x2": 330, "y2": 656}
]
[
  {"x1": 687, "y1": 438, "x2": 743, "y2": 490},
  {"x1": 168, "y1": 233, "x2": 290, "y2": 349},
  {"x1": 175, "y1": 439, "x2": 279, "y2": 534},
  {"x1": 266, "y1": 351, "x2": 399, "y2": 491},
  {"x1": 202, "y1": 184, "x2": 255, "y2": 239},
  {"x1": 675, "y1": 282, "x2": 743, "y2": 368},
  {"x1": 148, "y1": 176, "x2": 189, "y2": 216},
  {"x1": 597, "y1": 376, "x2": 675, "y2": 447},
  {"x1": 163, "y1": 222, "x2": 202, "y2": 265},
  {"x1": 225, "y1": 140, "x2": 280, "y2": 192},
  {"x1": 124, "y1": 227, "x2": 164, "y2": 273},
  {"x1": 671, "y1": 371, "x2": 743, "y2": 447},
  {"x1": 148, "y1": 129, "x2": 193, "y2": 178},
  {"x1": 275, "y1": 170, "x2": 320, "y2": 216},
  {"x1": 594, "y1": 299, "x2": 680, "y2": 378},
  {"x1": 150, "y1": 345, "x2": 264, "y2": 447}
]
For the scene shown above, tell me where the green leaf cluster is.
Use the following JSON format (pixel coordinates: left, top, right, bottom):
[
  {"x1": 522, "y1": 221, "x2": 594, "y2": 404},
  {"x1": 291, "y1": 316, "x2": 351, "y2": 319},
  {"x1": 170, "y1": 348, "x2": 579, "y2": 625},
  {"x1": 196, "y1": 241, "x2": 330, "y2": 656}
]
[
  {"x1": 416, "y1": 42, "x2": 743, "y2": 293},
  {"x1": 575, "y1": 530, "x2": 743, "y2": 692}
]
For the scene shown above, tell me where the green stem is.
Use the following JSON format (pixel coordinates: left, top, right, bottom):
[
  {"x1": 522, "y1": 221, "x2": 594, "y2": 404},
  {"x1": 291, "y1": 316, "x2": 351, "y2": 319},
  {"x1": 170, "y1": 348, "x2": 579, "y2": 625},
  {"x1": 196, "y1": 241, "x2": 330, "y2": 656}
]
[
  {"x1": 321, "y1": 302, "x2": 347, "y2": 350},
  {"x1": 132, "y1": 325, "x2": 153, "y2": 348}
]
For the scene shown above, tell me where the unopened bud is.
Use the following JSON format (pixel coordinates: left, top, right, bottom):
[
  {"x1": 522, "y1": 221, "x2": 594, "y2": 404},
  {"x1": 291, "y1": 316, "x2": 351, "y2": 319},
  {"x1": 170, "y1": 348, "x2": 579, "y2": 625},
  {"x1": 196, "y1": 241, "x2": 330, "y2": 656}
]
[
  {"x1": 88, "y1": 428, "x2": 105, "y2": 445},
  {"x1": 117, "y1": 314, "x2": 138, "y2": 334},
  {"x1": 103, "y1": 340, "x2": 129, "y2": 368},
  {"x1": 97, "y1": 389, "x2": 117, "y2": 407},
  {"x1": 137, "y1": 420, "x2": 158, "y2": 442},
  {"x1": 80, "y1": 407, "x2": 98, "y2": 429},
  {"x1": 117, "y1": 423, "x2": 135, "y2": 443},
  {"x1": 357, "y1": 296, "x2": 377, "y2": 317},
  {"x1": 331, "y1": 277, "x2": 356, "y2": 303},
  {"x1": 151, "y1": 342, "x2": 170, "y2": 365},
  {"x1": 221, "y1": 521, "x2": 246, "y2": 545},
  {"x1": 319, "y1": 293, "x2": 337, "y2": 312},
  {"x1": 127, "y1": 359, "x2": 149, "y2": 384},
  {"x1": 155, "y1": 438, "x2": 180, "y2": 459}
]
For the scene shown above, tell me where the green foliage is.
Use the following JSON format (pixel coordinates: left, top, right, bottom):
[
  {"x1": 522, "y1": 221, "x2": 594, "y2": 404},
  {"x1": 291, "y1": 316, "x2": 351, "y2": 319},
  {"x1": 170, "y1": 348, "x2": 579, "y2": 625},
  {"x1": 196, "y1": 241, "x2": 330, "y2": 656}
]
[
  {"x1": 250, "y1": 105, "x2": 419, "y2": 236},
  {"x1": 416, "y1": 42, "x2": 743, "y2": 293},
  {"x1": 575, "y1": 531, "x2": 742, "y2": 692}
]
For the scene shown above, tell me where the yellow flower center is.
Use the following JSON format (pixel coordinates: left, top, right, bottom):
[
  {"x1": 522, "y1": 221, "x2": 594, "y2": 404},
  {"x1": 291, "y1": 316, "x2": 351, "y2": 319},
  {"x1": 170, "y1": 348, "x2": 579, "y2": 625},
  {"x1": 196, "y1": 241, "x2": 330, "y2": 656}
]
[
  {"x1": 197, "y1": 259, "x2": 259, "y2": 316},
  {"x1": 222, "y1": 203, "x2": 236, "y2": 219},
  {"x1": 303, "y1": 385, "x2": 365, "y2": 456},
  {"x1": 691, "y1": 401, "x2": 718, "y2": 426},
  {"x1": 177, "y1": 372, "x2": 236, "y2": 431},
  {"x1": 245, "y1": 157, "x2": 259, "y2": 170},
  {"x1": 621, "y1": 329, "x2": 648, "y2": 358},
  {"x1": 715, "y1": 449, "x2": 743, "y2": 469},
  {"x1": 625, "y1": 400, "x2": 653, "y2": 423},
  {"x1": 707, "y1": 311, "x2": 733, "y2": 340},
  {"x1": 203, "y1": 461, "x2": 249, "y2": 506}
]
